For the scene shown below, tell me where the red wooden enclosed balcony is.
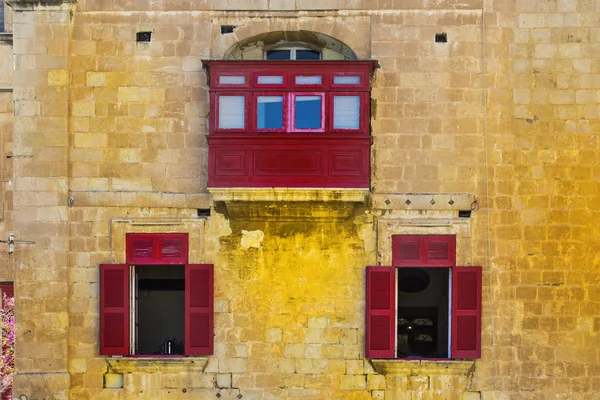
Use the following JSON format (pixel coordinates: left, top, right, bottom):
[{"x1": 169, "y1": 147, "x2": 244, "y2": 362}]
[{"x1": 203, "y1": 60, "x2": 377, "y2": 189}]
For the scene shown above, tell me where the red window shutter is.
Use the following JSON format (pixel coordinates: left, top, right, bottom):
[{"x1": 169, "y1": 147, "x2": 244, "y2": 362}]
[
  {"x1": 423, "y1": 235, "x2": 455, "y2": 266},
  {"x1": 126, "y1": 233, "x2": 189, "y2": 264},
  {"x1": 100, "y1": 264, "x2": 130, "y2": 356},
  {"x1": 126, "y1": 234, "x2": 156, "y2": 264},
  {"x1": 366, "y1": 266, "x2": 395, "y2": 358},
  {"x1": 185, "y1": 264, "x2": 214, "y2": 355},
  {"x1": 452, "y1": 266, "x2": 482, "y2": 358},
  {"x1": 393, "y1": 235, "x2": 456, "y2": 267},
  {"x1": 158, "y1": 235, "x2": 189, "y2": 264},
  {"x1": 392, "y1": 236, "x2": 421, "y2": 266},
  {"x1": 0, "y1": 283, "x2": 13, "y2": 299}
]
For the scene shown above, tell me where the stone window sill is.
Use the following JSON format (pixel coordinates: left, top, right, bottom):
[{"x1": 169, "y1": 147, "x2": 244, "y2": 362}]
[
  {"x1": 370, "y1": 359, "x2": 474, "y2": 376},
  {"x1": 106, "y1": 357, "x2": 209, "y2": 373},
  {"x1": 209, "y1": 187, "x2": 369, "y2": 203}
]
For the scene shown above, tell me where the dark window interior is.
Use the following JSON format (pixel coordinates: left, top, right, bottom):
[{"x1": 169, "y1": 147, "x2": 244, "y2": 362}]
[
  {"x1": 295, "y1": 49, "x2": 321, "y2": 60},
  {"x1": 397, "y1": 267, "x2": 449, "y2": 358},
  {"x1": 266, "y1": 49, "x2": 291, "y2": 60},
  {"x1": 266, "y1": 49, "x2": 321, "y2": 60},
  {"x1": 136, "y1": 265, "x2": 185, "y2": 355}
]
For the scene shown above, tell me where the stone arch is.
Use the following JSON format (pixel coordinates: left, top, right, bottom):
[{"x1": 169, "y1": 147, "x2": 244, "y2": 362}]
[
  {"x1": 224, "y1": 30, "x2": 357, "y2": 61},
  {"x1": 209, "y1": 17, "x2": 371, "y2": 60}
]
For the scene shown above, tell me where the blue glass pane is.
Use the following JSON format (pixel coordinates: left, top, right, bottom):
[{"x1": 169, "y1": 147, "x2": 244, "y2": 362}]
[
  {"x1": 257, "y1": 96, "x2": 284, "y2": 129},
  {"x1": 295, "y1": 96, "x2": 322, "y2": 129},
  {"x1": 295, "y1": 50, "x2": 320, "y2": 60},
  {"x1": 266, "y1": 50, "x2": 291, "y2": 60}
]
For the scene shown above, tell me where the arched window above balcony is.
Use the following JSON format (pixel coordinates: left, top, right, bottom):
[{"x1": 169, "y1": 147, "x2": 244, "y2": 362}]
[{"x1": 224, "y1": 31, "x2": 356, "y2": 61}]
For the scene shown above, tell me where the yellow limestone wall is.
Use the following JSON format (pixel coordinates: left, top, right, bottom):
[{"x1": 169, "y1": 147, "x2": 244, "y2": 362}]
[{"x1": 5, "y1": 0, "x2": 600, "y2": 399}]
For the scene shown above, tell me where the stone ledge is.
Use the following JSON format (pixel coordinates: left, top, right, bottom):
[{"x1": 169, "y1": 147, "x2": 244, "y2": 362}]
[
  {"x1": 69, "y1": 190, "x2": 212, "y2": 209},
  {"x1": 6, "y1": 0, "x2": 73, "y2": 10},
  {"x1": 370, "y1": 193, "x2": 476, "y2": 211},
  {"x1": 371, "y1": 359, "x2": 474, "y2": 376},
  {"x1": 209, "y1": 187, "x2": 369, "y2": 203},
  {"x1": 106, "y1": 357, "x2": 209, "y2": 374}
]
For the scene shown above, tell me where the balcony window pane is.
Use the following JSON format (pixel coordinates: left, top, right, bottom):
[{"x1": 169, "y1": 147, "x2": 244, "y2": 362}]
[
  {"x1": 295, "y1": 50, "x2": 321, "y2": 60},
  {"x1": 295, "y1": 76, "x2": 322, "y2": 85},
  {"x1": 257, "y1": 76, "x2": 284, "y2": 85},
  {"x1": 334, "y1": 75, "x2": 361, "y2": 85},
  {"x1": 334, "y1": 96, "x2": 360, "y2": 129},
  {"x1": 295, "y1": 96, "x2": 322, "y2": 129},
  {"x1": 266, "y1": 49, "x2": 291, "y2": 60},
  {"x1": 219, "y1": 75, "x2": 246, "y2": 85},
  {"x1": 257, "y1": 96, "x2": 284, "y2": 129},
  {"x1": 218, "y1": 96, "x2": 245, "y2": 129}
]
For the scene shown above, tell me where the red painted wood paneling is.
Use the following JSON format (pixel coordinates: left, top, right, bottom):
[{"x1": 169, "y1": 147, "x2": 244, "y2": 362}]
[
  {"x1": 126, "y1": 233, "x2": 189, "y2": 265},
  {"x1": 207, "y1": 135, "x2": 370, "y2": 188},
  {"x1": 451, "y1": 266, "x2": 482, "y2": 359},
  {"x1": 185, "y1": 264, "x2": 214, "y2": 356},
  {"x1": 204, "y1": 60, "x2": 376, "y2": 189},
  {"x1": 100, "y1": 264, "x2": 130, "y2": 356},
  {"x1": 366, "y1": 266, "x2": 396, "y2": 358},
  {"x1": 393, "y1": 235, "x2": 456, "y2": 267}
]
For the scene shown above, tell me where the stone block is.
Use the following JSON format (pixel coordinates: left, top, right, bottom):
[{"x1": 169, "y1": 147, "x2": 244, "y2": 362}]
[
  {"x1": 104, "y1": 373, "x2": 124, "y2": 389},
  {"x1": 340, "y1": 375, "x2": 367, "y2": 390},
  {"x1": 217, "y1": 373, "x2": 232, "y2": 388},
  {"x1": 86, "y1": 72, "x2": 107, "y2": 87},
  {"x1": 266, "y1": 327, "x2": 283, "y2": 343}
]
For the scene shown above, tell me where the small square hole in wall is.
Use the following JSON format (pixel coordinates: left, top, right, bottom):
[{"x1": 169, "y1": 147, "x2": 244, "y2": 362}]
[
  {"x1": 136, "y1": 31, "x2": 152, "y2": 43},
  {"x1": 435, "y1": 32, "x2": 448, "y2": 43},
  {"x1": 458, "y1": 210, "x2": 471, "y2": 218},
  {"x1": 221, "y1": 25, "x2": 235, "y2": 34}
]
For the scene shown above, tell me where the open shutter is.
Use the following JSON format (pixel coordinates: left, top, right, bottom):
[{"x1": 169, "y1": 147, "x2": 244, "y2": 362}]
[
  {"x1": 452, "y1": 266, "x2": 482, "y2": 358},
  {"x1": 366, "y1": 266, "x2": 395, "y2": 358},
  {"x1": 100, "y1": 264, "x2": 130, "y2": 356},
  {"x1": 185, "y1": 264, "x2": 214, "y2": 355}
]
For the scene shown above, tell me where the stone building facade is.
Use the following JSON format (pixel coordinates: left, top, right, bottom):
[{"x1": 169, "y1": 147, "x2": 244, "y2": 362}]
[{"x1": 0, "y1": 0, "x2": 599, "y2": 399}]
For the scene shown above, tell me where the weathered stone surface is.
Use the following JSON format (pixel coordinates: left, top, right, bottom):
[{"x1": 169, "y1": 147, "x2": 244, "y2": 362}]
[{"x1": 3, "y1": 1, "x2": 599, "y2": 399}]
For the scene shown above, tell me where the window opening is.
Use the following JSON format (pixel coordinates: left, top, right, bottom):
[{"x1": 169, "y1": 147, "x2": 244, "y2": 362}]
[
  {"x1": 334, "y1": 75, "x2": 361, "y2": 85},
  {"x1": 295, "y1": 49, "x2": 321, "y2": 60},
  {"x1": 294, "y1": 95, "x2": 322, "y2": 129},
  {"x1": 266, "y1": 49, "x2": 291, "y2": 60},
  {"x1": 266, "y1": 47, "x2": 321, "y2": 60},
  {"x1": 333, "y1": 95, "x2": 360, "y2": 129},
  {"x1": 295, "y1": 76, "x2": 323, "y2": 85},
  {"x1": 134, "y1": 265, "x2": 185, "y2": 356},
  {"x1": 218, "y1": 96, "x2": 245, "y2": 129},
  {"x1": 219, "y1": 76, "x2": 246, "y2": 85},
  {"x1": 396, "y1": 268, "x2": 449, "y2": 358},
  {"x1": 257, "y1": 96, "x2": 284, "y2": 129},
  {"x1": 257, "y1": 76, "x2": 284, "y2": 85}
]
